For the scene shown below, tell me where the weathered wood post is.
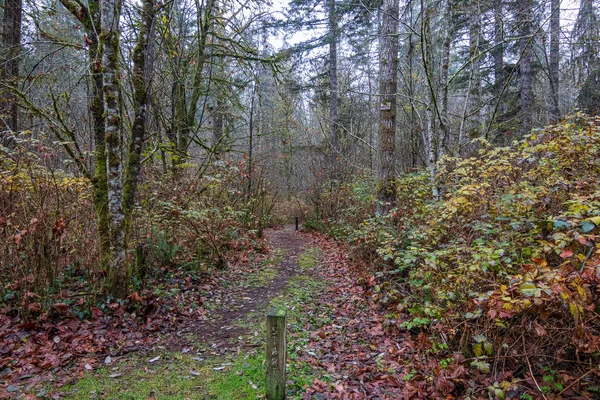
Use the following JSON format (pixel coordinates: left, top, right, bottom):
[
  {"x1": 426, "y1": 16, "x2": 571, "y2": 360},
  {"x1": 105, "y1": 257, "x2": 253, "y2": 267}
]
[
  {"x1": 266, "y1": 307, "x2": 286, "y2": 400},
  {"x1": 295, "y1": 216, "x2": 299, "y2": 231}
]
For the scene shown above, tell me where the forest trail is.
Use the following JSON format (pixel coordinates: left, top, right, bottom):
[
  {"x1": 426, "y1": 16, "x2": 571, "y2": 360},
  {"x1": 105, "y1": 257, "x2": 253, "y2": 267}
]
[{"x1": 179, "y1": 224, "x2": 309, "y2": 351}]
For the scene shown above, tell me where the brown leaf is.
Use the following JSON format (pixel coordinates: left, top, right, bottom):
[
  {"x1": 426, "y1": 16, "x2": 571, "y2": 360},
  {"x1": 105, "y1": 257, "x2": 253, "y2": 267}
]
[{"x1": 534, "y1": 321, "x2": 547, "y2": 337}]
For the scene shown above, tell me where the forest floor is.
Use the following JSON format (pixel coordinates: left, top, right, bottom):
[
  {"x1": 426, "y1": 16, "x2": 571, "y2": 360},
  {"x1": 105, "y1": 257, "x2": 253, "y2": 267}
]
[{"x1": 2, "y1": 225, "x2": 449, "y2": 399}]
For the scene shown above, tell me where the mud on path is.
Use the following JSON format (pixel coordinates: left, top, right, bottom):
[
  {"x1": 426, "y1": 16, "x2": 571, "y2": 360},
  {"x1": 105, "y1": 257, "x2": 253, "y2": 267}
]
[{"x1": 174, "y1": 225, "x2": 308, "y2": 352}]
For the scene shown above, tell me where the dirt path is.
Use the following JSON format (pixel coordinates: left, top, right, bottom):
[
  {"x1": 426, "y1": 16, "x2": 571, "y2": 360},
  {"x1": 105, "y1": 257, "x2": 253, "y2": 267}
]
[{"x1": 177, "y1": 225, "x2": 308, "y2": 351}]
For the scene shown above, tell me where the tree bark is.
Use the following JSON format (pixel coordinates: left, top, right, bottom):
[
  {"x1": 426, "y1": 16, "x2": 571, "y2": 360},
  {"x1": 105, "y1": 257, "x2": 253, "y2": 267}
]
[
  {"x1": 421, "y1": 2, "x2": 439, "y2": 200},
  {"x1": 101, "y1": 0, "x2": 128, "y2": 299},
  {"x1": 124, "y1": 0, "x2": 155, "y2": 238},
  {"x1": 548, "y1": 0, "x2": 560, "y2": 123},
  {"x1": 0, "y1": 0, "x2": 22, "y2": 145},
  {"x1": 467, "y1": 0, "x2": 481, "y2": 139},
  {"x1": 493, "y1": 0, "x2": 506, "y2": 119},
  {"x1": 377, "y1": 0, "x2": 399, "y2": 213},
  {"x1": 439, "y1": 0, "x2": 452, "y2": 158},
  {"x1": 519, "y1": 0, "x2": 534, "y2": 138},
  {"x1": 328, "y1": 0, "x2": 339, "y2": 179},
  {"x1": 59, "y1": 0, "x2": 111, "y2": 272}
]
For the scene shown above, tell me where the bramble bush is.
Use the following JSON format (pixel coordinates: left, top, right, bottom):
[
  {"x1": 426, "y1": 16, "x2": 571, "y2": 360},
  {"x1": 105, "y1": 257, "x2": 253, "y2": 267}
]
[
  {"x1": 134, "y1": 160, "x2": 273, "y2": 273},
  {"x1": 310, "y1": 114, "x2": 600, "y2": 388},
  {"x1": 0, "y1": 134, "x2": 100, "y2": 318},
  {"x1": 1, "y1": 135, "x2": 273, "y2": 317}
]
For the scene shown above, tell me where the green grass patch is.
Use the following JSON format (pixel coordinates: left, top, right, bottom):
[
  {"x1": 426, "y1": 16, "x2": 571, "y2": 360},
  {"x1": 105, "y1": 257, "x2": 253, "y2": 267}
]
[
  {"x1": 62, "y1": 351, "x2": 266, "y2": 400},
  {"x1": 297, "y1": 248, "x2": 321, "y2": 270},
  {"x1": 263, "y1": 248, "x2": 285, "y2": 266},
  {"x1": 246, "y1": 267, "x2": 278, "y2": 288}
]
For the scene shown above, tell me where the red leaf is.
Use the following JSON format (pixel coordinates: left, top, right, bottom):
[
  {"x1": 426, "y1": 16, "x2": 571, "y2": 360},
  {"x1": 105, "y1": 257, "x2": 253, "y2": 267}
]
[{"x1": 560, "y1": 248, "x2": 574, "y2": 259}]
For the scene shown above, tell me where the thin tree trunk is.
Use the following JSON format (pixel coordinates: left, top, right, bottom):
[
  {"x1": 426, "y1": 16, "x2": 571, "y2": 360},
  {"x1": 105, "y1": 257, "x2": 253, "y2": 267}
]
[
  {"x1": 493, "y1": 0, "x2": 506, "y2": 120},
  {"x1": 90, "y1": 34, "x2": 111, "y2": 273},
  {"x1": 0, "y1": 0, "x2": 22, "y2": 145},
  {"x1": 421, "y1": 2, "x2": 439, "y2": 200},
  {"x1": 124, "y1": 0, "x2": 155, "y2": 238},
  {"x1": 212, "y1": 91, "x2": 224, "y2": 152},
  {"x1": 519, "y1": 0, "x2": 533, "y2": 138},
  {"x1": 377, "y1": 0, "x2": 399, "y2": 213},
  {"x1": 186, "y1": 0, "x2": 216, "y2": 140},
  {"x1": 247, "y1": 82, "x2": 256, "y2": 198},
  {"x1": 548, "y1": 0, "x2": 560, "y2": 122},
  {"x1": 101, "y1": 0, "x2": 128, "y2": 299},
  {"x1": 467, "y1": 0, "x2": 481, "y2": 138},
  {"x1": 328, "y1": 0, "x2": 339, "y2": 178},
  {"x1": 439, "y1": 0, "x2": 452, "y2": 158}
]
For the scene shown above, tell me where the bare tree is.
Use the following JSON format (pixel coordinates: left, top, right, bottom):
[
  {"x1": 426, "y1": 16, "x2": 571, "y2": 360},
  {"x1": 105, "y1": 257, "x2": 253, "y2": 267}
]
[{"x1": 377, "y1": 0, "x2": 399, "y2": 213}]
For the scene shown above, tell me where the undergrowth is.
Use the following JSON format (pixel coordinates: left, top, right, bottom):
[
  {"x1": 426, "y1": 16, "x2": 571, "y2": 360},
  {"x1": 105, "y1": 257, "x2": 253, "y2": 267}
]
[
  {"x1": 0, "y1": 135, "x2": 273, "y2": 318},
  {"x1": 308, "y1": 114, "x2": 600, "y2": 396}
]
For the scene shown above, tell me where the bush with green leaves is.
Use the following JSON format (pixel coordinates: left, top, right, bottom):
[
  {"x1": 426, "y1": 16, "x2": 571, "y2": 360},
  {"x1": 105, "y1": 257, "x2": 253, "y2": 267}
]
[{"x1": 317, "y1": 114, "x2": 600, "y2": 380}]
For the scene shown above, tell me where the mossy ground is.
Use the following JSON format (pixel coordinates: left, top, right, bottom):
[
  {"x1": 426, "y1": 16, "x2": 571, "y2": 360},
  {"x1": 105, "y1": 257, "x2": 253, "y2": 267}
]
[{"x1": 60, "y1": 247, "x2": 331, "y2": 399}]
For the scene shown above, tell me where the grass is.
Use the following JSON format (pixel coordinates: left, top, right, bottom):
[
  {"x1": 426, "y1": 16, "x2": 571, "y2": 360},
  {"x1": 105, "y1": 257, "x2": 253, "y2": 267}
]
[
  {"x1": 63, "y1": 351, "x2": 266, "y2": 400},
  {"x1": 246, "y1": 267, "x2": 278, "y2": 288},
  {"x1": 297, "y1": 248, "x2": 321, "y2": 270},
  {"x1": 59, "y1": 246, "x2": 331, "y2": 399}
]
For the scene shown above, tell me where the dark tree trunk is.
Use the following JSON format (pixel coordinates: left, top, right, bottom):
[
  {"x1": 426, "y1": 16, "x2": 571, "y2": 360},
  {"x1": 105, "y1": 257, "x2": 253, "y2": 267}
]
[
  {"x1": 124, "y1": 0, "x2": 155, "y2": 237},
  {"x1": 493, "y1": 0, "x2": 505, "y2": 118},
  {"x1": 328, "y1": 0, "x2": 339, "y2": 178},
  {"x1": 1, "y1": 0, "x2": 22, "y2": 145},
  {"x1": 548, "y1": 0, "x2": 560, "y2": 122},
  {"x1": 377, "y1": 0, "x2": 399, "y2": 213},
  {"x1": 101, "y1": 0, "x2": 128, "y2": 299},
  {"x1": 439, "y1": 0, "x2": 452, "y2": 157},
  {"x1": 59, "y1": 0, "x2": 111, "y2": 271},
  {"x1": 467, "y1": 0, "x2": 481, "y2": 138},
  {"x1": 519, "y1": 0, "x2": 534, "y2": 138}
]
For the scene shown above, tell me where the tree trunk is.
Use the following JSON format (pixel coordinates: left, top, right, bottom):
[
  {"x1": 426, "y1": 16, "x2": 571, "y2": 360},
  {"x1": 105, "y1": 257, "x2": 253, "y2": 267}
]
[
  {"x1": 101, "y1": 0, "x2": 128, "y2": 299},
  {"x1": 0, "y1": 0, "x2": 22, "y2": 145},
  {"x1": 377, "y1": 0, "x2": 399, "y2": 214},
  {"x1": 124, "y1": 0, "x2": 155, "y2": 238},
  {"x1": 493, "y1": 0, "x2": 506, "y2": 120},
  {"x1": 90, "y1": 29, "x2": 111, "y2": 273},
  {"x1": 247, "y1": 82, "x2": 256, "y2": 198},
  {"x1": 548, "y1": 0, "x2": 560, "y2": 123},
  {"x1": 59, "y1": 0, "x2": 111, "y2": 272},
  {"x1": 212, "y1": 92, "x2": 224, "y2": 153},
  {"x1": 519, "y1": 0, "x2": 534, "y2": 138},
  {"x1": 186, "y1": 0, "x2": 215, "y2": 139},
  {"x1": 421, "y1": 2, "x2": 439, "y2": 200},
  {"x1": 328, "y1": 0, "x2": 339, "y2": 178},
  {"x1": 439, "y1": 0, "x2": 452, "y2": 158},
  {"x1": 467, "y1": 0, "x2": 481, "y2": 139}
]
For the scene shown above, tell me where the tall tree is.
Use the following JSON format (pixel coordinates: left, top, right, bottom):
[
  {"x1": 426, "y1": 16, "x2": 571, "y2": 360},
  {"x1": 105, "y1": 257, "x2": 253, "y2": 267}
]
[
  {"x1": 467, "y1": 0, "x2": 481, "y2": 139},
  {"x1": 101, "y1": 0, "x2": 128, "y2": 298},
  {"x1": 519, "y1": 0, "x2": 534, "y2": 137},
  {"x1": 328, "y1": 0, "x2": 339, "y2": 177},
  {"x1": 59, "y1": 0, "x2": 111, "y2": 272},
  {"x1": 377, "y1": 0, "x2": 399, "y2": 213},
  {"x1": 124, "y1": 0, "x2": 156, "y2": 237},
  {"x1": 572, "y1": 0, "x2": 600, "y2": 84},
  {"x1": 492, "y1": 0, "x2": 506, "y2": 120},
  {"x1": 0, "y1": 0, "x2": 23, "y2": 145},
  {"x1": 548, "y1": 0, "x2": 560, "y2": 122}
]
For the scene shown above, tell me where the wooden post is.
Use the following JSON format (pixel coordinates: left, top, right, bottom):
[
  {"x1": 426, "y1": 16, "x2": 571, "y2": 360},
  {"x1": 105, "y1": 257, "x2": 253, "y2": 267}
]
[
  {"x1": 266, "y1": 307, "x2": 286, "y2": 400},
  {"x1": 295, "y1": 216, "x2": 299, "y2": 231}
]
